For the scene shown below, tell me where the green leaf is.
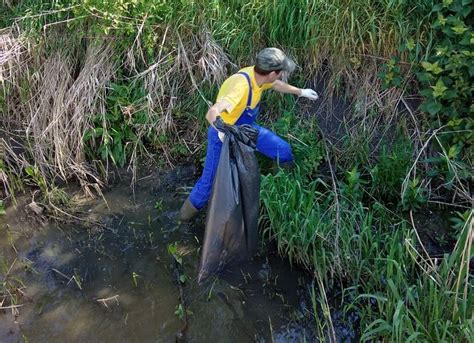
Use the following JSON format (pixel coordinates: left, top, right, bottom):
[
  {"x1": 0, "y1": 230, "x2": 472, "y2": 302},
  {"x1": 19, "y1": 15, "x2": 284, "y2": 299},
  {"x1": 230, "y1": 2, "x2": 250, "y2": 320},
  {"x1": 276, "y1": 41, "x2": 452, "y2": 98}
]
[
  {"x1": 421, "y1": 61, "x2": 443, "y2": 74},
  {"x1": 425, "y1": 101, "x2": 442, "y2": 115},
  {"x1": 448, "y1": 145, "x2": 461, "y2": 159},
  {"x1": 444, "y1": 89, "x2": 457, "y2": 99},
  {"x1": 437, "y1": 14, "x2": 447, "y2": 26},
  {"x1": 452, "y1": 22, "x2": 468, "y2": 35},
  {"x1": 361, "y1": 319, "x2": 391, "y2": 341},
  {"x1": 442, "y1": 0, "x2": 453, "y2": 7},
  {"x1": 406, "y1": 38, "x2": 415, "y2": 51},
  {"x1": 431, "y1": 79, "x2": 448, "y2": 98},
  {"x1": 167, "y1": 244, "x2": 177, "y2": 256}
]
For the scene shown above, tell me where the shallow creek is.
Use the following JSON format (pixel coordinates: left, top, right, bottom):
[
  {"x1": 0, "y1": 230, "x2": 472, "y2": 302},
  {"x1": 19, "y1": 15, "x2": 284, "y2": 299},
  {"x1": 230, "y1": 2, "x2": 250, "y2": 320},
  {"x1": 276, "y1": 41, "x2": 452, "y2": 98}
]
[{"x1": 0, "y1": 167, "x2": 327, "y2": 342}]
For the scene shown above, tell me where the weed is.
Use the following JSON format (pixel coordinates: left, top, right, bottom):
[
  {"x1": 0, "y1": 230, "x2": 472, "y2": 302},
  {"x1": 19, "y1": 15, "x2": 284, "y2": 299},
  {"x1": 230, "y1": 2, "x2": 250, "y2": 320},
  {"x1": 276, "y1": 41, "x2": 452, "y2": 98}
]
[
  {"x1": 369, "y1": 138, "x2": 413, "y2": 204},
  {"x1": 261, "y1": 165, "x2": 471, "y2": 341},
  {"x1": 272, "y1": 111, "x2": 324, "y2": 177},
  {"x1": 132, "y1": 272, "x2": 141, "y2": 287},
  {"x1": 401, "y1": 177, "x2": 427, "y2": 211},
  {"x1": 84, "y1": 82, "x2": 147, "y2": 168},
  {"x1": 174, "y1": 303, "x2": 192, "y2": 320},
  {"x1": 154, "y1": 200, "x2": 163, "y2": 212},
  {"x1": 167, "y1": 242, "x2": 183, "y2": 265},
  {"x1": 340, "y1": 166, "x2": 366, "y2": 203}
]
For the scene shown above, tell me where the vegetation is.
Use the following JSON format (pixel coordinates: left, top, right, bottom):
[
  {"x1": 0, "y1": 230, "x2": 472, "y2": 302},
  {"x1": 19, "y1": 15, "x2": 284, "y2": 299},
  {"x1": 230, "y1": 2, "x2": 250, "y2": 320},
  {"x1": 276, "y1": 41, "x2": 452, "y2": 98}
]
[{"x1": 0, "y1": 0, "x2": 472, "y2": 341}]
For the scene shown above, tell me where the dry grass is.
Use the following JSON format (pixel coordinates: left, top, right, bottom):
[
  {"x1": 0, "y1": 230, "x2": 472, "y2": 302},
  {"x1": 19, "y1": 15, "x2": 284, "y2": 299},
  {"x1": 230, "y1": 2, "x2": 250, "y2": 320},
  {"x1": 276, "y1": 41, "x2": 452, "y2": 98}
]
[
  {"x1": 1, "y1": 30, "x2": 116, "y2": 199},
  {"x1": 1, "y1": 17, "x2": 237, "y2": 199},
  {"x1": 0, "y1": 27, "x2": 32, "y2": 129},
  {"x1": 25, "y1": 39, "x2": 115, "y2": 196}
]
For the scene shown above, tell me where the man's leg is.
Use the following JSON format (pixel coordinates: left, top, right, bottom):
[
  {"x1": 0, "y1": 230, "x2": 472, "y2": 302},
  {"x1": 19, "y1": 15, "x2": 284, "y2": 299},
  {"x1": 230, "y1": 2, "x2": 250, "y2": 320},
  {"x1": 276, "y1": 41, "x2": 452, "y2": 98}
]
[
  {"x1": 180, "y1": 128, "x2": 222, "y2": 221},
  {"x1": 254, "y1": 125, "x2": 293, "y2": 163}
]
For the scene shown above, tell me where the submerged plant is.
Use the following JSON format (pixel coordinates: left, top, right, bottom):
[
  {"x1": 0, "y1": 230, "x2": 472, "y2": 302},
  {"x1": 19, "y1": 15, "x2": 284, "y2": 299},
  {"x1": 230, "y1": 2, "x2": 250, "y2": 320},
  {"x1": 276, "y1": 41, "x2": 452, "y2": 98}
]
[
  {"x1": 154, "y1": 200, "x2": 163, "y2": 212},
  {"x1": 167, "y1": 242, "x2": 183, "y2": 265},
  {"x1": 174, "y1": 303, "x2": 193, "y2": 320},
  {"x1": 131, "y1": 272, "x2": 141, "y2": 287}
]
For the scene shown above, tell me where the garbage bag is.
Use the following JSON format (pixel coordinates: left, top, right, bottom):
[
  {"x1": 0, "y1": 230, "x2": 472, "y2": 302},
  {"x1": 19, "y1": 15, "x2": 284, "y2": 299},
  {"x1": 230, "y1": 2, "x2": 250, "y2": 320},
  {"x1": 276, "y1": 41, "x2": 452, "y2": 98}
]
[{"x1": 198, "y1": 124, "x2": 260, "y2": 283}]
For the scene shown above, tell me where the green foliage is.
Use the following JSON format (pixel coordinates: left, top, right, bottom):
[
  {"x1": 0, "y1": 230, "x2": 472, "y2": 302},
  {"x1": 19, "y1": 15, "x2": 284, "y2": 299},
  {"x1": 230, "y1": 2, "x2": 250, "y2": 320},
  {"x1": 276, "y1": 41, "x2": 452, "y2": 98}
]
[
  {"x1": 417, "y1": 0, "x2": 473, "y2": 156},
  {"x1": 449, "y1": 210, "x2": 472, "y2": 239},
  {"x1": 154, "y1": 200, "x2": 163, "y2": 212},
  {"x1": 401, "y1": 177, "x2": 427, "y2": 211},
  {"x1": 0, "y1": 255, "x2": 26, "y2": 309},
  {"x1": 378, "y1": 57, "x2": 403, "y2": 89},
  {"x1": 167, "y1": 242, "x2": 183, "y2": 265},
  {"x1": 261, "y1": 168, "x2": 472, "y2": 341},
  {"x1": 24, "y1": 165, "x2": 48, "y2": 194},
  {"x1": 131, "y1": 271, "x2": 141, "y2": 287},
  {"x1": 423, "y1": 139, "x2": 472, "y2": 188},
  {"x1": 339, "y1": 132, "x2": 370, "y2": 169},
  {"x1": 24, "y1": 165, "x2": 69, "y2": 206},
  {"x1": 272, "y1": 111, "x2": 324, "y2": 177},
  {"x1": 3, "y1": 0, "x2": 435, "y2": 79},
  {"x1": 369, "y1": 138, "x2": 413, "y2": 204},
  {"x1": 340, "y1": 166, "x2": 366, "y2": 203},
  {"x1": 174, "y1": 303, "x2": 192, "y2": 320},
  {"x1": 84, "y1": 81, "x2": 147, "y2": 167}
]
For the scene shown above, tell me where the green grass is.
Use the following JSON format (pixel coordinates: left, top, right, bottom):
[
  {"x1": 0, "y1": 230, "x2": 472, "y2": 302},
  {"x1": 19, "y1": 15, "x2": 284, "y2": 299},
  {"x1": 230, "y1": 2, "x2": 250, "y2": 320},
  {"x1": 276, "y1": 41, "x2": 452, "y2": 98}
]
[
  {"x1": 2, "y1": 0, "x2": 435, "y2": 80},
  {"x1": 261, "y1": 160, "x2": 473, "y2": 341}
]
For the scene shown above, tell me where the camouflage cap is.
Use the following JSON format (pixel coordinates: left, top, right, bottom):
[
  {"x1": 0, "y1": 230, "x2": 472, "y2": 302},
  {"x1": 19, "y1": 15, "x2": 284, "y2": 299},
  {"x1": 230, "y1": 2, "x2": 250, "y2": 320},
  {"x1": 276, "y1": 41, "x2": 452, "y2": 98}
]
[{"x1": 255, "y1": 47, "x2": 296, "y2": 74}]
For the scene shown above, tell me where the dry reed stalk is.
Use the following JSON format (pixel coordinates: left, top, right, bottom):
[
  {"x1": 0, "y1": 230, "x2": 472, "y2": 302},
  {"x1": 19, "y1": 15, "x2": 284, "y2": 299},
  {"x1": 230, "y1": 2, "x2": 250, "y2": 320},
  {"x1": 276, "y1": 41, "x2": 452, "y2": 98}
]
[
  {"x1": 0, "y1": 29, "x2": 25, "y2": 79},
  {"x1": 0, "y1": 27, "x2": 33, "y2": 129},
  {"x1": 125, "y1": 28, "x2": 232, "y2": 171},
  {"x1": 195, "y1": 31, "x2": 235, "y2": 85},
  {"x1": 24, "y1": 39, "x2": 116, "y2": 196}
]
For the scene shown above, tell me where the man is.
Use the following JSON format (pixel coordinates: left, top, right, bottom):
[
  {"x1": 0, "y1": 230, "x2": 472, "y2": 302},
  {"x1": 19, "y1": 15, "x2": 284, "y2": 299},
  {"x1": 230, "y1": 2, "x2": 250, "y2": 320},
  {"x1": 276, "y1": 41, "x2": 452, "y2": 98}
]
[{"x1": 180, "y1": 47, "x2": 319, "y2": 221}]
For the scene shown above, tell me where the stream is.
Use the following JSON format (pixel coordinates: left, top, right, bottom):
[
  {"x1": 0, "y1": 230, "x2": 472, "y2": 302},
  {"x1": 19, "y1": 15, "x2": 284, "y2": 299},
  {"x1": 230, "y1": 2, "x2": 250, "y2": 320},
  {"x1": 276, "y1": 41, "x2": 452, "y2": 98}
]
[{"x1": 0, "y1": 166, "x2": 331, "y2": 342}]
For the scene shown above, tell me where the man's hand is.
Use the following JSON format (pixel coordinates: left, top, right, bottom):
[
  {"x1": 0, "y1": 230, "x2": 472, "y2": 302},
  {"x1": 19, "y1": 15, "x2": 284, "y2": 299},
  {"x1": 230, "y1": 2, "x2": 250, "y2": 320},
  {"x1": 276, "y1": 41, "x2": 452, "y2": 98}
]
[
  {"x1": 299, "y1": 89, "x2": 319, "y2": 100},
  {"x1": 214, "y1": 116, "x2": 226, "y2": 142}
]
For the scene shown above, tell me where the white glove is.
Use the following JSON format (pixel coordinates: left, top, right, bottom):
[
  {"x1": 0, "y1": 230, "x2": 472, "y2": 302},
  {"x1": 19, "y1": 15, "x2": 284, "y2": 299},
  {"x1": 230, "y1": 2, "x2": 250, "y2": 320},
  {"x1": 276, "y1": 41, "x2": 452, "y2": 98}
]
[
  {"x1": 218, "y1": 131, "x2": 225, "y2": 142},
  {"x1": 299, "y1": 88, "x2": 319, "y2": 100}
]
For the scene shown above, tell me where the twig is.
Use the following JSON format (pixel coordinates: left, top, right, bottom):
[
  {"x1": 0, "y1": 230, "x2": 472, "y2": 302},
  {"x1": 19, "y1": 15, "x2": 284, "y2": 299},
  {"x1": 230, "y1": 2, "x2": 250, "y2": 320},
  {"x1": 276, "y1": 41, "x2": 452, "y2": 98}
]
[
  {"x1": 401, "y1": 126, "x2": 446, "y2": 198},
  {"x1": 97, "y1": 295, "x2": 120, "y2": 308},
  {"x1": 409, "y1": 210, "x2": 437, "y2": 273},
  {"x1": 287, "y1": 133, "x2": 309, "y2": 147},
  {"x1": 0, "y1": 304, "x2": 24, "y2": 310}
]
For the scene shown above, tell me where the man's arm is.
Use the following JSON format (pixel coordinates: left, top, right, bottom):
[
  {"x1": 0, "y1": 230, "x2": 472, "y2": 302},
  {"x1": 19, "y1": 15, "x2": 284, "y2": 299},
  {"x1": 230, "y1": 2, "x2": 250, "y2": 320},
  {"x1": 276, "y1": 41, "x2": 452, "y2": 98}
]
[
  {"x1": 272, "y1": 80, "x2": 319, "y2": 100},
  {"x1": 205, "y1": 100, "x2": 233, "y2": 142},
  {"x1": 271, "y1": 80, "x2": 302, "y2": 96},
  {"x1": 205, "y1": 100, "x2": 232, "y2": 127}
]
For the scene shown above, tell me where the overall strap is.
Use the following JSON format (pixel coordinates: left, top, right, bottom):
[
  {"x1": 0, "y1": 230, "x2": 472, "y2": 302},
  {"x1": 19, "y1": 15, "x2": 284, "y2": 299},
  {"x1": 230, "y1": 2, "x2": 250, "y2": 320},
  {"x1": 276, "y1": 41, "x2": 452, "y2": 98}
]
[{"x1": 237, "y1": 72, "x2": 252, "y2": 108}]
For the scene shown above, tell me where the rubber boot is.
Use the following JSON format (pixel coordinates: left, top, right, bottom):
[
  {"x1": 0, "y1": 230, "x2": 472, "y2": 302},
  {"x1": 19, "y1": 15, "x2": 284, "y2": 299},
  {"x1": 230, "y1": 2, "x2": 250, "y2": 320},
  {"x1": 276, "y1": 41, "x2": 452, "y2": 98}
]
[{"x1": 179, "y1": 197, "x2": 199, "y2": 222}]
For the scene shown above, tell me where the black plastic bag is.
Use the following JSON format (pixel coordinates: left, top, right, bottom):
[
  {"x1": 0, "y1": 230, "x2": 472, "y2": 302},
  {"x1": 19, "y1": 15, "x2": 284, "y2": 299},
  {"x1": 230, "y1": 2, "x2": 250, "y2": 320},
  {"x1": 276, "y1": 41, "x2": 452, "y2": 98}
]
[{"x1": 198, "y1": 124, "x2": 260, "y2": 283}]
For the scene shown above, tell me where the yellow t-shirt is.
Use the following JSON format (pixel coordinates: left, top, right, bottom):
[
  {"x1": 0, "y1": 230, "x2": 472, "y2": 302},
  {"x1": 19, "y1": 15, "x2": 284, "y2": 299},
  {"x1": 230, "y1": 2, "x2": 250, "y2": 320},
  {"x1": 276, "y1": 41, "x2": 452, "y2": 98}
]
[{"x1": 216, "y1": 66, "x2": 274, "y2": 125}]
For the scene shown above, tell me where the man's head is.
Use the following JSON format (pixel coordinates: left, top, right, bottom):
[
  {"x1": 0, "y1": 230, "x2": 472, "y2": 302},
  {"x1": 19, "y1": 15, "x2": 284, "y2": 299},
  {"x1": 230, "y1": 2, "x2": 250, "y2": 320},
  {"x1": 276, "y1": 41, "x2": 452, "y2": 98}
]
[{"x1": 254, "y1": 47, "x2": 295, "y2": 82}]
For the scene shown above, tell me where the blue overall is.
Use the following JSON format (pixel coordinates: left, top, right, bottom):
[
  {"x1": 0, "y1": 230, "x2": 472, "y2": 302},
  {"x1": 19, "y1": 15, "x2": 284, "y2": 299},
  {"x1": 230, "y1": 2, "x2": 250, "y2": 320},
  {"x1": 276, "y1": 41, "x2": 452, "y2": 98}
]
[{"x1": 189, "y1": 72, "x2": 293, "y2": 209}]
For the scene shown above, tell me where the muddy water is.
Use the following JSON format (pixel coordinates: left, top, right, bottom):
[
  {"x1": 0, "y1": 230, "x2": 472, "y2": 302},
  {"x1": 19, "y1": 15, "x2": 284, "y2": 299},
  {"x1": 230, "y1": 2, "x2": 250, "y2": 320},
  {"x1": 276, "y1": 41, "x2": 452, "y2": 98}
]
[{"x1": 0, "y1": 167, "x2": 317, "y2": 342}]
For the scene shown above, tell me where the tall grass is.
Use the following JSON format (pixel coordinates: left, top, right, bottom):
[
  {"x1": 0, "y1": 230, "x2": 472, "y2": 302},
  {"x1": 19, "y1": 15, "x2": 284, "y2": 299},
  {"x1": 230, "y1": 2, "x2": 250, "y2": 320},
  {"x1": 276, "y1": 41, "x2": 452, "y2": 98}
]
[{"x1": 260, "y1": 164, "x2": 473, "y2": 341}]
